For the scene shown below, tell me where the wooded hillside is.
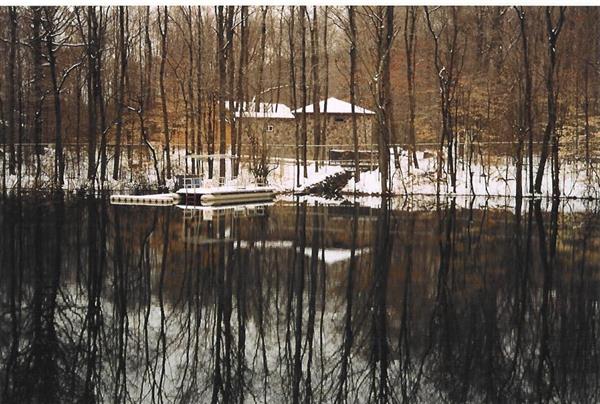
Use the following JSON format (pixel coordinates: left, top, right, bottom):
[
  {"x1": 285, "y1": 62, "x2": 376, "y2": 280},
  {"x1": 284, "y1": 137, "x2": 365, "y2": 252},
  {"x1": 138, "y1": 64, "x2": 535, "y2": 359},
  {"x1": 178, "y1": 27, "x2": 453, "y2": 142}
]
[{"x1": 0, "y1": 6, "x2": 598, "y2": 194}]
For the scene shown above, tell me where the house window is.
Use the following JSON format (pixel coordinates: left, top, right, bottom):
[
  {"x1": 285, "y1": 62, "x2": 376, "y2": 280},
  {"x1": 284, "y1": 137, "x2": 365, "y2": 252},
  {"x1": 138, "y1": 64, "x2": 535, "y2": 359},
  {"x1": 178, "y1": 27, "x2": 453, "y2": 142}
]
[
  {"x1": 266, "y1": 125, "x2": 274, "y2": 132},
  {"x1": 334, "y1": 117, "x2": 345, "y2": 123}
]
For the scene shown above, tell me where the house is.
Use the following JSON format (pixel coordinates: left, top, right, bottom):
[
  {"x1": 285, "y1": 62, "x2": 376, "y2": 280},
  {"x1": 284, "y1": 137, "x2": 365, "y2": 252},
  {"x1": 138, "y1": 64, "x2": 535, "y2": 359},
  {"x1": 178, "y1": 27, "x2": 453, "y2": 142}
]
[
  {"x1": 293, "y1": 97, "x2": 376, "y2": 146},
  {"x1": 228, "y1": 97, "x2": 376, "y2": 158},
  {"x1": 228, "y1": 101, "x2": 297, "y2": 156}
]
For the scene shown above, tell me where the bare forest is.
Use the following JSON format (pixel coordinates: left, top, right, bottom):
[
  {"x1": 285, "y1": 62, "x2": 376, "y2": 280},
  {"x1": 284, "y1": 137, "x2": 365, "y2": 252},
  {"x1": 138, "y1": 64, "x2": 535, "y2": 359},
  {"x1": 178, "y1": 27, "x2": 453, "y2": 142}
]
[{"x1": 0, "y1": 6, "x2": 598, "y2": 197}]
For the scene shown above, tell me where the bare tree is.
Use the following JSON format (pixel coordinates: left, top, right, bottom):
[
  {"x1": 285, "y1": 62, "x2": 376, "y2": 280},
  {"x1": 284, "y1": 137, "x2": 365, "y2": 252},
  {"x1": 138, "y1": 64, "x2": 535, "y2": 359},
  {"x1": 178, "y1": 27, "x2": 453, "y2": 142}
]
[
  {"x1": 158, "y1": 6, "x2": 171, "y2": 181},
  {"x1": 369, "y1": 6, "x2": 395, "y2": 194},
  {"x1": 31, "y1": 7, "x2": 44, "y2": 182},
  {"x1": 6, "y1": 7, "x2": 17, "y2": 175},
  {"x1": 184, "y1": 6, "x2": 196, "y2": 175},
  {"x1": 424, "y1": 6, "x2": 465, "y2": 193},
  {"x1": 288, "y1": 7, "x2": 301, "y2": 187},
  {"x1": 404, "y1": 6, "x2": 419, "y2": 170},
  {"x1": 321, "y1": 7, "x2": 330, "y2": 155},
  {"x1": 43, "y1": 7, "x2": 65, "y2": 187},
  {"x1": 195, "y1": 6, "x2": 204, "y2": 169},
  {"x1": 217, "y1": 6, "x2": 227, "y2": 179},
  {"x1": 583, "y1": 57, "x2": 591, "y2": 177},
  {"x1": 514, "y1": 7, "x2": 533, "y2": 198},
  {"x1": 300, "y1": 6, "x2": 308, "y2": 178},
  {"x1": 234, "y1": 6, "x2": 249, "y2": 177},
  {"x1": 94, "y1": 8, "x2": 108, "y2": 184},
  {"x1": 112, "y1": 6, "x2": 128, "y2": 180},
  {"x1": 128, "y1": 7, "x2": 161, "y2": 186},
  {"x1": 256, "y1": 7, "x2": 268, "y2": 169},
  {"x1": 79, "y1": 6, "x2": 107, "y2": 185},
  {"x1": 534, "y1": 6, "x2": 566, "y2": 196},
  {"x1": 309, "y1": 7, "x2": 321, "y2": 171},
  {"x1": 144, "y1": 7, "x2": 153, "y2": 109},
  {"x1": 226, "y1": 6, "x2": 236, "y2": 178},
  {"x1": 349, "y1": 6, "x2": 360, "y2": 182}
]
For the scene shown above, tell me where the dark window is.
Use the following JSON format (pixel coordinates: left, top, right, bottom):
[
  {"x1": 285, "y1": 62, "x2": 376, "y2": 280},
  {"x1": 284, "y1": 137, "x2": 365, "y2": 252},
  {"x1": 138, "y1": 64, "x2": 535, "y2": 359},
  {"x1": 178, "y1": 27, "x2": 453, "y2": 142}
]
[
  {"x1": 266, "y1": 125, "x2": 274, "y2": 132},
  {"x1": 334, "y1": 117, "x2": 345, "y2": 123}
]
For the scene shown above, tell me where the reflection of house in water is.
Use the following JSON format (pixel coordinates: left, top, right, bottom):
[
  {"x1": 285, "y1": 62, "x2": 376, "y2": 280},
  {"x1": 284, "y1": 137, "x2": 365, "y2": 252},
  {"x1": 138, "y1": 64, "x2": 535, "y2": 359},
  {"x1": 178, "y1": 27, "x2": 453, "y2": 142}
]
[
  {"x1": 176, "y1": 201, "x2": 377, "y2": 267},
  {"x1": 178, "y1": 202, "x2": 271, "y2": 245},
  {"x1": 236, "y1": 240, "x2": 370, "y2": 266}
]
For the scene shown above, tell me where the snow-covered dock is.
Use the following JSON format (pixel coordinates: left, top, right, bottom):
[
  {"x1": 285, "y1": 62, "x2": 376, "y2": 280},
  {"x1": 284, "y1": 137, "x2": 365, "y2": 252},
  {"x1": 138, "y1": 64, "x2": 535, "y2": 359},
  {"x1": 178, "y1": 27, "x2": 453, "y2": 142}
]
[
  {"x1": 176, "y1": 185, "x2": 275, "y2": 206},
  {"x1": 110, "y1": 193, "x2": 181, "y2": 206}
]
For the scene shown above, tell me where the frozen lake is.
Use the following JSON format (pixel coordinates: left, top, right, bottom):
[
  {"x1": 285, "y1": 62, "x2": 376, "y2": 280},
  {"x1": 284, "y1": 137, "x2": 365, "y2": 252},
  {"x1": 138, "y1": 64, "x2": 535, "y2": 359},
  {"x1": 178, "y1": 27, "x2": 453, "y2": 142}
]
[{"x1": 1, "y1": 194, "x2": 600, "y2": 402}]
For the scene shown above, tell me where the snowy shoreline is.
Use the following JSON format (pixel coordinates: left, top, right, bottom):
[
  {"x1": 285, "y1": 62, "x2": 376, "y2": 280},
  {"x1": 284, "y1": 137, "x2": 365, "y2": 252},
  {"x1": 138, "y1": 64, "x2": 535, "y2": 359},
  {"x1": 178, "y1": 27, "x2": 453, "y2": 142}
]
[{"x1": 2, "y1": 147, "x2": 600, "y2": 202}]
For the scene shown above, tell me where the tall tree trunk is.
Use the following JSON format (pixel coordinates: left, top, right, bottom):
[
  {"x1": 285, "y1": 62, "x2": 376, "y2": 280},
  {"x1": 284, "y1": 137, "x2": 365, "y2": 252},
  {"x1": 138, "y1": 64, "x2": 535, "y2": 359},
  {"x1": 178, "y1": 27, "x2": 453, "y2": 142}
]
[
  {"x1": 534, "y1": 7, "x2": 565, "y2": 196},
  {"x1": 226, "y1": 6, "x2": 236, "y2": 178},
  {"x1": 386, "y1": 9, "x2": 399, "y2": 172},
  {"x1": 6, "y1": 7, "x2": 17, "y2": 175},
  {"x1": 321, "y1": 7, "x2": 330, "y2": 155},
  {"x1": 310, "y1": 7, "x2": 321, "y2": 171},
  {"x1": 138, "y1": 6, "x2": 160, "y2": 186},
  {"x1": 31, "y1": 7, "x2": 44, "y2": 183},
  {"x1": 349, "y1": 6, "x2": 360, "y2": 182},
  {"x1": 275, "y1": 7, "x2": 284, "y2": 108},
  {"x1": 185, "y1": 7, "x2": 196, "y2": 175},
  {"x1": 300, "y1": 7, "x2": 308, "y2": 178},
  {"x1": 76, "y1": 68, "x2": 82, "y2": 177},
  {"x1": 1, "y1": 73, "x2": 5, "y2": 191},
  {"x1": 288, "y1": 7, "x2": 300, "y2": 187},
  {"x1": 518, "y1": 7, "x2": 534, "y2": 195},
  {"x1": 158, "y1": 6, "x2": 171, "y2": 183},
  {"x1": 195, "y1": 7, "x2": 203, "y2": 169},
  {"x1": 404, "y1": 6, "x2": 419, "y2": 169},
  {"x1": 584, "y1": 61, "x2": 590, "y2": 177},
  {"x1": 144, "y1": 7, "x2": 153, "y2": 109},
  {"x1": 256, "y1": 7, "x2": 267, "y2": 111},
  {"x1": 16, "y1": 54, "x2": 24, "y2": 189},
  {"x1": 374, "y1": 6, "x2": 394, "y2": 195},
  {"x1": 217, "y1": 6, "x2": 227, "y2": 180},
  {"x1": 207, "y1": 95, "x2": 215, "y2": 179},
  {"x1": 44, "y1": 8, "x2": 65, "y2": 187},
  {"x1": 256, "y1": 7, "x2": 268, "y2": 167},
  {"x1": 515, "y1": 7, "x2": 533, "y2": 198},
  {"x1": 234, "y1": 6, "x2": 249, "y2": 177},
  {"x1": 93, "y1": 9, "x2": 108, "y2": 184},
  {"x1": 113, "y1": 6, "x2": 127, "y2": 180},
  {"x1": 425, "y1": 6, "x2": 461, "y2": 194}
]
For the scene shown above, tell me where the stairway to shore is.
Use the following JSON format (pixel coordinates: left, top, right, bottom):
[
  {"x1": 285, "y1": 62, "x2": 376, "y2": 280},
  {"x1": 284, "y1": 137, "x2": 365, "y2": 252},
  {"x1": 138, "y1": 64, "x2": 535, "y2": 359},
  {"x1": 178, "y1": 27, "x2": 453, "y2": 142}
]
[{"x1": 299, "y1": 169, "x2": 354, "y2": 198}]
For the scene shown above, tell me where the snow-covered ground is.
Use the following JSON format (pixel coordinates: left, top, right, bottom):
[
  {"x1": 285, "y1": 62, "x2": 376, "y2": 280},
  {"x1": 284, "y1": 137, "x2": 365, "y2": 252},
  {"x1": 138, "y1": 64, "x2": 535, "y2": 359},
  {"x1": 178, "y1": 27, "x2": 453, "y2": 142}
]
[
  {"x1": 2, "y1": 146, "x2": 600, "y2": 201},
  {"x1": 268, "y1": 149, "x2": 600, "y2": 200},
  {"x1": 340, "y1": 149, "x2": 600, "y2": 199}
]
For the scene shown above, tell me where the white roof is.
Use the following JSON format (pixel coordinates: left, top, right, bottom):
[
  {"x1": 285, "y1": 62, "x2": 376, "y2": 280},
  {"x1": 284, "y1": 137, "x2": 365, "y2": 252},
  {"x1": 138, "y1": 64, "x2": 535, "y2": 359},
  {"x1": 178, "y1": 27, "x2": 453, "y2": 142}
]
[
  {"x1": 225, "y1": 101, "x2": 295, "y2": 119},
  {"x1": 293, "y1": 97, "x2": 375, "y2": 115}
]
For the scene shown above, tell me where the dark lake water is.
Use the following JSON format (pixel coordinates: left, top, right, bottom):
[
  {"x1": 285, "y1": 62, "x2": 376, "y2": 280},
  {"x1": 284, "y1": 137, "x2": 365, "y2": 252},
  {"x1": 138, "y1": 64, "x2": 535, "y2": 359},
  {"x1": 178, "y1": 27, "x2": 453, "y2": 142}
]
[{"x1": 1, "y1": 194, "x2": 600, "y2": 403}]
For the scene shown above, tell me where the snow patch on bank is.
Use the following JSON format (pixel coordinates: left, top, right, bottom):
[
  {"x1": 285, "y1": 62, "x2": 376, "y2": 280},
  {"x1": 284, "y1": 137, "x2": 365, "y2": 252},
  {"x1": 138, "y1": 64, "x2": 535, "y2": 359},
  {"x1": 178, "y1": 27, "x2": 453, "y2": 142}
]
[
  {"x1": 4, "y1": 146, "x2": 600, "y2": 202},
  {"x1": 338, "y1": 150, "x2": 600, "y2": 199}
]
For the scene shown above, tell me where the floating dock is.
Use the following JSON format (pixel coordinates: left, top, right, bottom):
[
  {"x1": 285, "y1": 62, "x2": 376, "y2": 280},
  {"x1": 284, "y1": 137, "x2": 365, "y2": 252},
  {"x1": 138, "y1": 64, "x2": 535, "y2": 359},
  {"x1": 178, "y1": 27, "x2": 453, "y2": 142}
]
[
  {"x1": 110, "y1": 193, "x2": 181, "y2": 206},
  {"x1": 176, "y1": 186, "x2": 275, "y2": 206},
  {"x1": 110, "y1": 186, "x2": 275, "y2": 207}
]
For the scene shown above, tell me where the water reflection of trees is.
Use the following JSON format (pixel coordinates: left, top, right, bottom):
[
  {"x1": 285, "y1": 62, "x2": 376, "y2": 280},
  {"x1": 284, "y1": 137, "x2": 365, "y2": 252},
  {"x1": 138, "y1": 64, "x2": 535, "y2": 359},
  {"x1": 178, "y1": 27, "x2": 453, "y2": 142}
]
[{"x1": 1, "y1": 196, "x2": 600, "y2": 402}]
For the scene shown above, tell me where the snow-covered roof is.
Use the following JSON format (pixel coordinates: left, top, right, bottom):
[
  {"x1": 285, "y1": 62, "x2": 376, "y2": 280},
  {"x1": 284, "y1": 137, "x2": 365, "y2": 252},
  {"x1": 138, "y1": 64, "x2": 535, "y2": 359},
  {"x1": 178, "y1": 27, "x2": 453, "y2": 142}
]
[
  {"x1": 225, "y1": 101, "x2": 295, "y2": 119},
  {"x1": 293, "y1": 97, "x2": 375, "y2": 115}
]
